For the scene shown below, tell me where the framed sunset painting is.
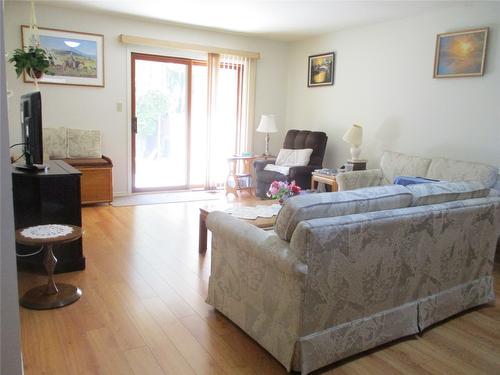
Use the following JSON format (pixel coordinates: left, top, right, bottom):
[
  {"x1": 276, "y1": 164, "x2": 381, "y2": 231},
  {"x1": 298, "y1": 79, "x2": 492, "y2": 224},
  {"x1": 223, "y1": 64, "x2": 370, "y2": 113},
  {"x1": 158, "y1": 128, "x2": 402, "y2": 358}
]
[
  {"x1": 434, "y1": 28, "x2": 488, "y2": 78},
  {"x1": 21, "y1": 25, "x2": 104, "y2": 87}
]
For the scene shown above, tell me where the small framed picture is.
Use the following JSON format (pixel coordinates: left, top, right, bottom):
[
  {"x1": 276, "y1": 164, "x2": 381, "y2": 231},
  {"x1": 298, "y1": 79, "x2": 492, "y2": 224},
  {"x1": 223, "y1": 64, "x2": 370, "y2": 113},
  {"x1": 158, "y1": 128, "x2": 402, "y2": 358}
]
[
  {"x1": 308, "y1": 52, "x2": 335, "y2": 87},
  {"x1": 434, "y1": 28, "x2": 488, "y2": 78},
  {"x1": 21, "y1": 25, "x2": 105, "y2": 87}
]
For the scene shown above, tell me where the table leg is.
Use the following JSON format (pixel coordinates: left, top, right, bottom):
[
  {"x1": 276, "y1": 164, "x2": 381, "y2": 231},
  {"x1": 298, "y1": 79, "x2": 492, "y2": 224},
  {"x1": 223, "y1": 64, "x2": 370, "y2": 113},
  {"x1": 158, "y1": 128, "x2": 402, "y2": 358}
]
[
  {"x1": 199, "y1": 211, "x2": 208, "y2": 254},
  {"x1": 44, "y1": 244, "x2": 59, "y2": 295},
  {"x1": 311, "y1": 177, "x2": 318, "y2": 191},
  {"x1": 19, "y1": 243, "x2": 82, "y2": 310}
]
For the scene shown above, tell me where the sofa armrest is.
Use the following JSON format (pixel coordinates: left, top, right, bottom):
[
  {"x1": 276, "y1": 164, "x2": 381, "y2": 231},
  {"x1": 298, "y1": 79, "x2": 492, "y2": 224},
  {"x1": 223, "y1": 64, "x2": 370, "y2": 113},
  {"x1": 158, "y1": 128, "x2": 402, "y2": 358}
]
[
  {"x1": 336, "y1": 169, "x2": 383, "y2": 191},
  {"x1": 254, "y1": 159, "x2": 276, "y2": 172},
  {"x1": 206, "y1": 211, "x2": 307, "y2": 276}
]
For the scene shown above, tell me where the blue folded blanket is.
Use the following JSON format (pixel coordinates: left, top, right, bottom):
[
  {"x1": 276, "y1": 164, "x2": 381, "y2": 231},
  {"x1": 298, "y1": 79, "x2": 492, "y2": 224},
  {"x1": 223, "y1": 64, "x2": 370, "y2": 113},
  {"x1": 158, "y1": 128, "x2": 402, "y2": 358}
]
[{"x1": 393, "y1": 176, "x2": 440, "y2": 186}]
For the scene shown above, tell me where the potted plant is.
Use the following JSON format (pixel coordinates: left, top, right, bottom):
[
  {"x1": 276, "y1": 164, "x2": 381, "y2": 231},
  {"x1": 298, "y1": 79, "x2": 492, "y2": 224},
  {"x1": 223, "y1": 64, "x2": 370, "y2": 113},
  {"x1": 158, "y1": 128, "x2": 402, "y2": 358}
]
[{"x1": 8, "y1": 46, "x2": 54, "y2": 79}]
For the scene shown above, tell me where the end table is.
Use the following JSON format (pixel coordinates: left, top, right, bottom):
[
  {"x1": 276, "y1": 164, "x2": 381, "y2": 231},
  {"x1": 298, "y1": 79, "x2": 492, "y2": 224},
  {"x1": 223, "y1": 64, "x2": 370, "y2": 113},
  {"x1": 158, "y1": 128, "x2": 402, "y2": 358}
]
[
  {"x1": 16, "y1": 224, "x2": 83, "y2": 310},
  {"x1": 311, "y1": 172, "x2": 338, "y2": 192}
]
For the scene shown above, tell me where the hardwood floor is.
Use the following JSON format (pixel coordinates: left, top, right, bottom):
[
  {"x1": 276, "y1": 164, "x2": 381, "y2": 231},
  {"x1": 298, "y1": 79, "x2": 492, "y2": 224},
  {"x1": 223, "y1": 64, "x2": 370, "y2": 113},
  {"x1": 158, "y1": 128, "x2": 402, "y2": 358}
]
[{"x1": 17, "y1": 200, "x2": 500, "y2": 374}]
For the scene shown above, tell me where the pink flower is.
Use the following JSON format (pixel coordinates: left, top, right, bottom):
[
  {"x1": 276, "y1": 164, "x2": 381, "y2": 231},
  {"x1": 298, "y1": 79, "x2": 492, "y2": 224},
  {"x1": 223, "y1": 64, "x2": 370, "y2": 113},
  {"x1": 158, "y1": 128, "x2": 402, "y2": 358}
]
[{"x1": 267, "y1": 180, "x2": 302, "y2": 200}]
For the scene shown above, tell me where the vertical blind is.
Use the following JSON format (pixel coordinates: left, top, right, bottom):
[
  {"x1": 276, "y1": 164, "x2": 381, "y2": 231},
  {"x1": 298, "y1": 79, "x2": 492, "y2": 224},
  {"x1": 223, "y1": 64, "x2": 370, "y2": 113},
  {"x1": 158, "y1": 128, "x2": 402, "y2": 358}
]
[{"x1": 205, "y1": 53, "x2": 257, "y2": 189}]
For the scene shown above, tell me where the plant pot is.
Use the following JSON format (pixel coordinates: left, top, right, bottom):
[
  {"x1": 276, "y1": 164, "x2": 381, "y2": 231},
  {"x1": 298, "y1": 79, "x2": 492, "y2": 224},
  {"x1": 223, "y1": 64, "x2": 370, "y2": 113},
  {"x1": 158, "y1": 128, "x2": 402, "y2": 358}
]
[{"x1": 28, "y1": 68, "x2": 43, "y2": 80}]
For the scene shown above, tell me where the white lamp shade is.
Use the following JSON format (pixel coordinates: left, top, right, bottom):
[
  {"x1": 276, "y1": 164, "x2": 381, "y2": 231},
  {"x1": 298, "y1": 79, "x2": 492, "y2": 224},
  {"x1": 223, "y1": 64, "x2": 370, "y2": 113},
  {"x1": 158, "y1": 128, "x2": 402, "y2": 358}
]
[
  {"x1": 342, "y1": 124, "x2": 363, "y2": 146},
  {"x1": 256, "y1": 114, "x2": 278, "y2": 133}
]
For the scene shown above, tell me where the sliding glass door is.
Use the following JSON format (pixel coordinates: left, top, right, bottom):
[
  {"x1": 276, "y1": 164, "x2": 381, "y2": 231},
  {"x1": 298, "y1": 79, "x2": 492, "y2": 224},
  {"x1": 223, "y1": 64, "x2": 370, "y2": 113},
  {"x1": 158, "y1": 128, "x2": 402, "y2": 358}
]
[
  {"x1": 132, "y1": 53, "x2": 192, "y2": 191},
  {"x1": 131, "y1": 52, "x2": 243, "y2": 192}
]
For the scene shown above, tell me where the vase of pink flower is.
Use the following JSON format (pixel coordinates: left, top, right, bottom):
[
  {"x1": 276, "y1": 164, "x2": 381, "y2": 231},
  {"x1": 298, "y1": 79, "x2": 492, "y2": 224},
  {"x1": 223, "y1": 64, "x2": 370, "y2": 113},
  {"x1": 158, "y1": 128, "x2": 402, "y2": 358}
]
[{"x1": 267, "y1": 180, "x2": 301, "y2": 204}]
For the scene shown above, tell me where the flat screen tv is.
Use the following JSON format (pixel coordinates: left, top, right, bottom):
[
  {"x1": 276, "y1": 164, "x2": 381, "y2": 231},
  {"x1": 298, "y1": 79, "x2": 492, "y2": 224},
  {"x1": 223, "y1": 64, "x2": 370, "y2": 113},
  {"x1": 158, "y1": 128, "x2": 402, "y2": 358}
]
[{"x1": 18, "y1": 91, "x2": 44, "y2": 170}]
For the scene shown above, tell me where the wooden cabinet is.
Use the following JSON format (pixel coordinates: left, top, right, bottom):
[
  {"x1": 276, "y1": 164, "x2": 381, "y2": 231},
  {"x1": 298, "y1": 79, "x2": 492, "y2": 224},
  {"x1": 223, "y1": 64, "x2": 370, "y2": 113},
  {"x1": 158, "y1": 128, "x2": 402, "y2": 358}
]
[
  {"x1": 64, "y1": 156, "x2": 113, "y2": 204},
  {"x1": 79, "y1": 166, "x2": 113, "y2": 204}
]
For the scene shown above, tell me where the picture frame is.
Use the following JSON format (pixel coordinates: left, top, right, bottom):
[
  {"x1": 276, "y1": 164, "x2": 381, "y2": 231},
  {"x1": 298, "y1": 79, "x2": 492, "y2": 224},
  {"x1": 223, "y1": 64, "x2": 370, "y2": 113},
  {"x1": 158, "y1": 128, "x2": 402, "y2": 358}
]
[
  {"x1": 21, "y1": 25, "x2": 105, "y2": 87},
  {"x1": 308, "y1": 52, "x2": 334, "y2": 87},
  {"x1": 433, "y1": 27, "x2": 488, "y2": 78}
]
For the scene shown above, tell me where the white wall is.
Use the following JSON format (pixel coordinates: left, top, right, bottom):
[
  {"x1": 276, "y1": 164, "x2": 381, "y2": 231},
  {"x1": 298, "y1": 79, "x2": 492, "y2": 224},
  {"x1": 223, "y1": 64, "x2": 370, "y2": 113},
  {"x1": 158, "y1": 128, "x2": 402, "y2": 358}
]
[
  {"x1": 5, "y1": 2, "x2": 289, "y2": 194},
  {"x1": 0, "y1": 0, "x2": 23, "y2": 373},
  {"x1": 286, "y1": 3, "x2": 500, "y2": 171}
]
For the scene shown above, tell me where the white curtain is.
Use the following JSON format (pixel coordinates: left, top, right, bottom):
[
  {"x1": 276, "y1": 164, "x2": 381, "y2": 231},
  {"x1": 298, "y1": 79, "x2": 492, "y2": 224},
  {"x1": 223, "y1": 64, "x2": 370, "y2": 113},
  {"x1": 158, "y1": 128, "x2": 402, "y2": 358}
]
[
  {"x1": 206, "y1": 53, "x2": 220, "y2": 189},
  {"x1": 205, "y1": 53, "x2": 257, "y2": 189}
]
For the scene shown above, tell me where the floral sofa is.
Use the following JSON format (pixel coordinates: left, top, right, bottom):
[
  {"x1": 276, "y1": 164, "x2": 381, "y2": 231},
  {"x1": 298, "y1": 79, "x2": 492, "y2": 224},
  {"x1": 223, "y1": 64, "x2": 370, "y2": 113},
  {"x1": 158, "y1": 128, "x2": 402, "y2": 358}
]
[
  {"x1": 206, "y1": 181, "x2": 500, "y2": 374},
  {"x1": 335, "y1": 150, "x2": 499, "y2": 193}
]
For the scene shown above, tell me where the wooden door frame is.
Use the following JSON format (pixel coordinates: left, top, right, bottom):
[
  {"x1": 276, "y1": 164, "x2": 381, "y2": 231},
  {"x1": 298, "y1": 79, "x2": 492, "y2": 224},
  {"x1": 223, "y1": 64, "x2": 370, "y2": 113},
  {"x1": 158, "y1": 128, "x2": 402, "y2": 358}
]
[{"x1": 131, "y1": 53, "x2": 206, "y2": 192}]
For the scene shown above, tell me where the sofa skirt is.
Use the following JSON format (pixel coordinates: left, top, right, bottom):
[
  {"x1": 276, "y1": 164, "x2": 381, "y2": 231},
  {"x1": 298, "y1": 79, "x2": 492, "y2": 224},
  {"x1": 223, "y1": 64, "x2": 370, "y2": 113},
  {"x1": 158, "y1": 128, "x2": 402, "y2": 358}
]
[{"x1": 291, "y1": 276, "x2": 494, "y2": 374}]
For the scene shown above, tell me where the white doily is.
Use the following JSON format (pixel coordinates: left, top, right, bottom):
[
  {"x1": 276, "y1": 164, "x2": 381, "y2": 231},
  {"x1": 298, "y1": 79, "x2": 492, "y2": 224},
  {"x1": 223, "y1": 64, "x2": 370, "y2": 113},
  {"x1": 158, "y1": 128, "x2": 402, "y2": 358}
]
[
  {"x1": 21, "y1": 224, "x2": 74, "y2": 239},
  {"x1": 224, "y1": 204, "x2": 281, "y2": 220}
]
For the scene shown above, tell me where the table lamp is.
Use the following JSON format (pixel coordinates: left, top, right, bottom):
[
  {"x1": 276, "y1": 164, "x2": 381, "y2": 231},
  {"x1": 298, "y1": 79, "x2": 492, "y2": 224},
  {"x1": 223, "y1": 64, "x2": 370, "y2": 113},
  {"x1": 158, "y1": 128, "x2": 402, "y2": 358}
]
[
  {"x1": 256, "y1": 114, "x2": 278, "y2": 156},
  {"x1": 342, "y1": 124, "x2": 363, "y2": 160}
]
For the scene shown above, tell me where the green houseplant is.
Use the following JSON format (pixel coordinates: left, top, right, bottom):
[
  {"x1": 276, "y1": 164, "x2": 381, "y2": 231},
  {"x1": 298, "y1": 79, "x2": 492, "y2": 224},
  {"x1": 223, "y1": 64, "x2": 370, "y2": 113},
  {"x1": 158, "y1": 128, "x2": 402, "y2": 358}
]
[{"x1": 8, "y1": 46, "x2": 54, "y2": 79}]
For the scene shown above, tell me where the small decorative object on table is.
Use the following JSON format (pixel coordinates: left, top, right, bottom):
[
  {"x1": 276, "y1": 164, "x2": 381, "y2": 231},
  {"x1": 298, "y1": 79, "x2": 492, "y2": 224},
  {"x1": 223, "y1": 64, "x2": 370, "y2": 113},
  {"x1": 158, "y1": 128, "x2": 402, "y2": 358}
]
[{"x1": 267, "y1": 180, "x2": 301, "y2": 204}]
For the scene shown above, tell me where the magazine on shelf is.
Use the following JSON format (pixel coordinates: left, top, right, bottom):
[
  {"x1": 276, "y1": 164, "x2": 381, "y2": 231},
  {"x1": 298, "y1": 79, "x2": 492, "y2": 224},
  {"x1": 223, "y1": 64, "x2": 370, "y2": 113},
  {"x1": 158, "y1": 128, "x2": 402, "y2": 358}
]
[{"x1": 314, "y1": 168, "x2": 337, "y2": 176}]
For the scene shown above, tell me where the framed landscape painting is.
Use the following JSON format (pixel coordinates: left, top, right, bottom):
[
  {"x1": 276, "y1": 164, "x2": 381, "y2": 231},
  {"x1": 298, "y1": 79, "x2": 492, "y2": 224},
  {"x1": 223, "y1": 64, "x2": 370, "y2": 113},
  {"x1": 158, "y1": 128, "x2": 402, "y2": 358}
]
[
  {"x1": 21, "y1": 26, "x2": 104, "y2": 87},
  {"x1": 308, "y1": 52, "x2": 334, "y2": 87},
  {"x1": 434, "y1": 28, "x2": 488, "y2": 78}
]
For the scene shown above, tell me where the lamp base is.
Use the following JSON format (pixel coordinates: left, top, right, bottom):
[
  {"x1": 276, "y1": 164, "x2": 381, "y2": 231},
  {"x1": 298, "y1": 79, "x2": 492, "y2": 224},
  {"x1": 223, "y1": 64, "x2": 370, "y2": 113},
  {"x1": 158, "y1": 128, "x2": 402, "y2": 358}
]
[
  {"x1": 347, "y1": 159, "x2": 367, "y2": 171},
  {"x1": 264, "y1": 133, "x2": 271, "y2": 157},
  {"x1": 350, "y1": 145, "x2": 362, "y2": 161}
]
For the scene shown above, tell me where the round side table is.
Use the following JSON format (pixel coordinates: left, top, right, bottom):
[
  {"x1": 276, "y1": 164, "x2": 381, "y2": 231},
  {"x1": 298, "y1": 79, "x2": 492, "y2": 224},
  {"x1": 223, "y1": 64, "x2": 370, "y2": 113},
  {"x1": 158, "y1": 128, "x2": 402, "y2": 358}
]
[{"x1": 16, "y1": 224, "x2": 83, "y2": 310}]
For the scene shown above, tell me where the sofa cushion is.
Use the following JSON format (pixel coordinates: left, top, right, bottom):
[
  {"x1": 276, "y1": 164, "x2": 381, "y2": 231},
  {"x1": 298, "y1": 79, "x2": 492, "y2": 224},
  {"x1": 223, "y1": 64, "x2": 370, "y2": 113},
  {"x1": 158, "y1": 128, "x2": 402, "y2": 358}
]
[
  {"x1": 426, "y1": 157, "x2": 498, "y2": 188},
  {"x1": 275, "y1": 185, "x2": 413, "y2": 241},
  {"x1": 43, "y1": 127, "x2": 68, "y2": 160},
  {"x1": 67, "y1": 128, "x2": 102, "y2": 158},
  {"x1": 407, "y1": 181, "x2": 490, "y2": 206},
  {"x1": 380, "y1": 151, "x2": 432, "y2": 185}
]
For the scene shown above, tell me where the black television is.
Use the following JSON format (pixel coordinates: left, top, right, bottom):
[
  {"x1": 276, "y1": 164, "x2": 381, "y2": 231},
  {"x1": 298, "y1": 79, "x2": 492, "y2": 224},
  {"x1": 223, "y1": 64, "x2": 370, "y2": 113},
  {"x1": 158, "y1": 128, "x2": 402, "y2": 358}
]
[{"x1": 18, "y1": 91, "x2": 44, "y2": 170}]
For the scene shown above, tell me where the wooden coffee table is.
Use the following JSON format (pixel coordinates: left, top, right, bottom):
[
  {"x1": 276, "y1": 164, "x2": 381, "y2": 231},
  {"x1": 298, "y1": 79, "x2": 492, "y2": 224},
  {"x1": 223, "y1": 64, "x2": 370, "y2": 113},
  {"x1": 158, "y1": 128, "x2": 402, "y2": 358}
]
[{"x1": 199, "y1": 199, "x2": 277, "y2": 253}]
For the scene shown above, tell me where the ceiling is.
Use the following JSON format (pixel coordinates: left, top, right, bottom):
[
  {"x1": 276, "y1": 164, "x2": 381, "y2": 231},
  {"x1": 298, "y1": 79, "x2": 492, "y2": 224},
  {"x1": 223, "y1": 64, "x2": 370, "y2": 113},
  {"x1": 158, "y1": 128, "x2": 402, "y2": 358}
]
[{"x1": 39, "y1": 0, "x2": 470, "y2": 42}]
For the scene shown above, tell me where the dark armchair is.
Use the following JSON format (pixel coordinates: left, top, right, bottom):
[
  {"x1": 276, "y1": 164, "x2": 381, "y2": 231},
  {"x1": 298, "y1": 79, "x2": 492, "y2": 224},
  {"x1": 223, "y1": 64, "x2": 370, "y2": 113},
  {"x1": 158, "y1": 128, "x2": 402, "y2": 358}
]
[{"x1": 254, "y1": 129, "x2": 328, "y2": 198}]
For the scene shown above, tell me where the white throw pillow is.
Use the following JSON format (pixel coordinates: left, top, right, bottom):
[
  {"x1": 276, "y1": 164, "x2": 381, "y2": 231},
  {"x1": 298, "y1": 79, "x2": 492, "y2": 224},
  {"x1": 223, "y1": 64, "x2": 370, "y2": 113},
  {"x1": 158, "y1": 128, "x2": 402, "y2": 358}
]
[
  {"x1": 275, "y1": 148, "x2": 313, "y2": 167},
  {"x1": 264, "y1": 164, "x2": 290, "y2": 175}
]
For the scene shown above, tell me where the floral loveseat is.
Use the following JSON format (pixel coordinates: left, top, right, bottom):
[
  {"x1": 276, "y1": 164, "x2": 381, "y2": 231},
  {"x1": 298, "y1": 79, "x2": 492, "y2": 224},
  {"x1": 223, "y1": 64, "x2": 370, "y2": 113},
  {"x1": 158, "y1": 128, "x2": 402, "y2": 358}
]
[
  {"x1": 206, "y1": 181, "x2": 500, "y2": 373},
  {"x1": 335, "y1": 150, "x2": 499, "y2": 193}
]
